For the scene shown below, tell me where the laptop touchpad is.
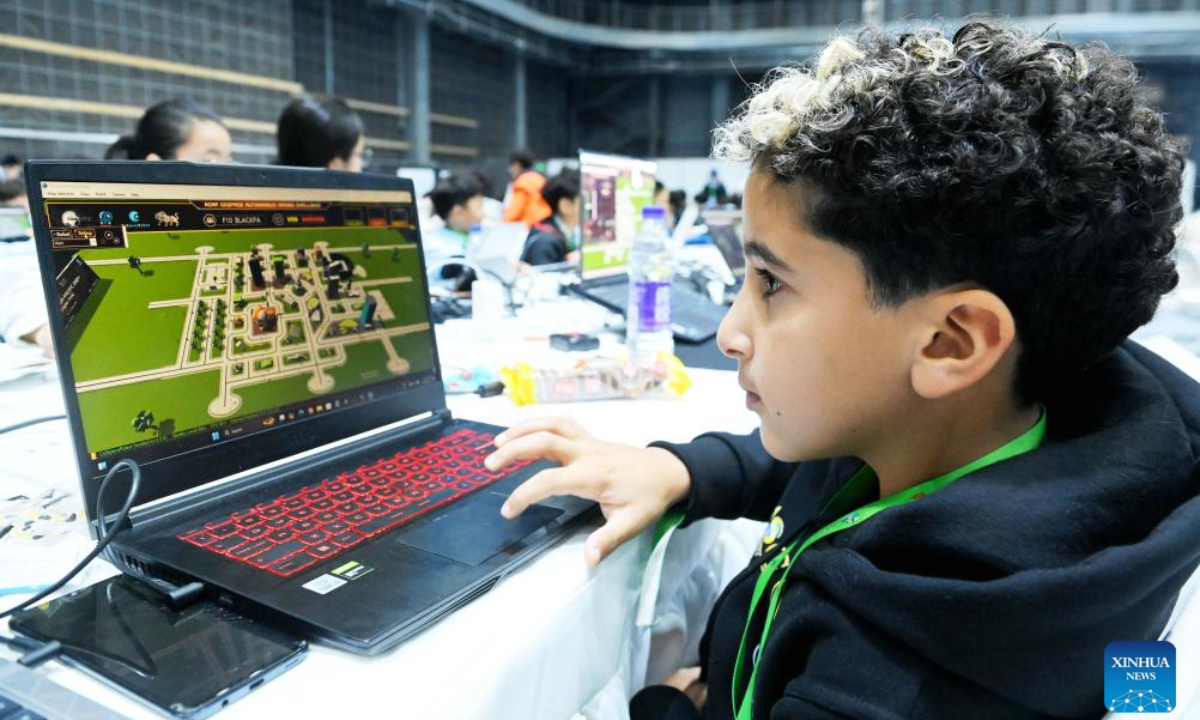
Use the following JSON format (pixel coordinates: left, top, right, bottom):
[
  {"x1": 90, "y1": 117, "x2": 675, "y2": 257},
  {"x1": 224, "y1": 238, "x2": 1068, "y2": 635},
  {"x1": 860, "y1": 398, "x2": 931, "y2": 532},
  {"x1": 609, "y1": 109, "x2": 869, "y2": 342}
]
[{"x1": 396, "y1": 492, "x2": 563, "y2": 566}]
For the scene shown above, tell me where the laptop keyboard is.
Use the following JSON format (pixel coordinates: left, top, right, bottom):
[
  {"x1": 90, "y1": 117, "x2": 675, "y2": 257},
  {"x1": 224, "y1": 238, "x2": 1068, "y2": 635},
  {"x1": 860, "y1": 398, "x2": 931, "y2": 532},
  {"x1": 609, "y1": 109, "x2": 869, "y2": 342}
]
[{"x1": 177, "y1": 428, "x2": 532, "y2": 577}]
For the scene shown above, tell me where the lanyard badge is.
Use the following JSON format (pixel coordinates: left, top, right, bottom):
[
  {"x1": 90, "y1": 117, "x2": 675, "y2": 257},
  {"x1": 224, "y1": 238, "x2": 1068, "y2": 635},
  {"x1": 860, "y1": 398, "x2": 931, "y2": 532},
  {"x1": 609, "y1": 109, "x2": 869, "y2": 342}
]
[{"x1": 731, "y1": 411, "x2": 1047, "y2": 720}]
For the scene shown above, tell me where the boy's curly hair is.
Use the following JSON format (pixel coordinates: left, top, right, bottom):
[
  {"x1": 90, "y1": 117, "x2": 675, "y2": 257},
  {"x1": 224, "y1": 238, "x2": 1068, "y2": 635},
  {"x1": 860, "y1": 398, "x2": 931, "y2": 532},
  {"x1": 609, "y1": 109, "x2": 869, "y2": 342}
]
[{"x1": 715, "y1": 23, "x2": 1184, "y2": 403}]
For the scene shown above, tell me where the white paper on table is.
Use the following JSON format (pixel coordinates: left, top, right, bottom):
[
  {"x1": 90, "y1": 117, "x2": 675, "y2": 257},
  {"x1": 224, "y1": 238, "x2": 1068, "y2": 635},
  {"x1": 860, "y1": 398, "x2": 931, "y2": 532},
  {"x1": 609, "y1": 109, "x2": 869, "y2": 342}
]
[{"x1": 0, "y1": 344, "x2": 54, "y2": 383}]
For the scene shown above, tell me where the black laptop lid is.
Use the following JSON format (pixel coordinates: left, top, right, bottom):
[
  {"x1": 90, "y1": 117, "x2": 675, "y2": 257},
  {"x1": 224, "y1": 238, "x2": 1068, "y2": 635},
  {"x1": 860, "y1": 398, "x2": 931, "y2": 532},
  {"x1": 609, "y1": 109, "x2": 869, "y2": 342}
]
[
  {"x1": 701, "y1": 209, "x2": 745, "y2": 278},
  {"x1": 25, "y1": 161, "x2": 446, "y2": 520}
]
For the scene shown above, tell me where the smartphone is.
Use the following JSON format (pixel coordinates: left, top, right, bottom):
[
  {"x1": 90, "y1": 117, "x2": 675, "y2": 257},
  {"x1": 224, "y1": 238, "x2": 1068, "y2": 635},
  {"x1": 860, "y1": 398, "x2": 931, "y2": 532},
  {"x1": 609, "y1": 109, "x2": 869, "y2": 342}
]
[{"x1": 9, "y1": 575, "x2": 306, "y2": 718}]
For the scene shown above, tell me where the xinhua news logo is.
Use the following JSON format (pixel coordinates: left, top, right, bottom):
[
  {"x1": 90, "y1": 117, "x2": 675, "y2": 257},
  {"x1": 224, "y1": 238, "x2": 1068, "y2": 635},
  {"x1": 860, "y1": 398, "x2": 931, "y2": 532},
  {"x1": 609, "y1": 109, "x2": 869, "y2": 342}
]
[{"x1": 1105, "y1": 641, "x2": 1176, "y2": 713}]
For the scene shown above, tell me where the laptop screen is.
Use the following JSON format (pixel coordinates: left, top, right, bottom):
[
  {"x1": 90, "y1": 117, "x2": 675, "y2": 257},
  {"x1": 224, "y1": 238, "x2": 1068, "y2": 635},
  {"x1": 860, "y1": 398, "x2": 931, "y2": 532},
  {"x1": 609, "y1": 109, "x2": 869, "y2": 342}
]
[
  {"x1": 701, "y1": 209, "x2": 745, "y2": 277},
  {"x1": 579, "y1": 151, "x2": 657, "y2": 280},
  {"x1": 37, "y1": 176, "x2": 439, "y2": 474}
]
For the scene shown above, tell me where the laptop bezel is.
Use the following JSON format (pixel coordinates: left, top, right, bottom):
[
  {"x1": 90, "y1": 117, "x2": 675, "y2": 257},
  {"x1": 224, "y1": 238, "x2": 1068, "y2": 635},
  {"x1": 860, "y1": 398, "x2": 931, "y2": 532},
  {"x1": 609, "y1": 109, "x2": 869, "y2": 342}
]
[{"x1": 24, "y1": 160, "x2": 448, "y2": 523}]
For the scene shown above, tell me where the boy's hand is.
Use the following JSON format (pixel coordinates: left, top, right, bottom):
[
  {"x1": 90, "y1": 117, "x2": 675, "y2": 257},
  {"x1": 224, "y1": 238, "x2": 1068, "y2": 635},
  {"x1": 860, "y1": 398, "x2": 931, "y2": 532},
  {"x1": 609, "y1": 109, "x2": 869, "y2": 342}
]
[
  {"x1": 485, "y1": 416, "x2": 690, "y2": 568},
  {"x1": 663, "y1": 666, "x2": 707, "y2": 712}
]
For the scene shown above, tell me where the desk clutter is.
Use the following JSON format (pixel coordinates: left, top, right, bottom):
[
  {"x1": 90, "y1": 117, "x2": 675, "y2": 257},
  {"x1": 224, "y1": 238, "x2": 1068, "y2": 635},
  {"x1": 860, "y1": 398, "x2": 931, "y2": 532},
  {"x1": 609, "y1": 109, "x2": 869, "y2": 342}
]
[
  {"x1": 0, "y1": 489, "x2": 82, "y2": 545},
  {"x1": 503, "y1": 353, "x2": 692, "y2": 405}
]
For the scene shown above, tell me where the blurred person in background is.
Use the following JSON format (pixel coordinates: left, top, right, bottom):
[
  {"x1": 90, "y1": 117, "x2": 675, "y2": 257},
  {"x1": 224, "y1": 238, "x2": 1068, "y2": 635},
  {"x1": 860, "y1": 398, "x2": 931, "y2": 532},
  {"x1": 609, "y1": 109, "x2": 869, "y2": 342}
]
[
  {"x1": 2, "y1": 154, "x2": 22, "y2": 179},
  {"x1": 503, "y1": 149, "x2": 551, "y2": 227},
  {"x1": 425, "y1": 174, "x2": 485, "y2": 290},
  {"x1": 668, "y1": 190, "x2": 687, "y2": 229},
  {"x1": 277, "y1": 97, "x2": 368, "y2": 172},
  {"x1": 105, "y1": 98, "x2": 232, "y2": 162},
  {"x1": 654, "y1": 180, "x2": 670, "y2": 212},
  {"x1": 522, "y1": 169, "x2": 580, "y2": 266},
  {"x1": 702, "y1": 168, "x2": 728, "y2": 207},
  {"x1": 0, "y1": 175, "x2": 51, "y2": 356},
  {"x1": 471, "y1": 169, "x2": 505, "y2": 224},
  {"x1": 653, "y1": 180, "x2": 687, "y2": 230}
]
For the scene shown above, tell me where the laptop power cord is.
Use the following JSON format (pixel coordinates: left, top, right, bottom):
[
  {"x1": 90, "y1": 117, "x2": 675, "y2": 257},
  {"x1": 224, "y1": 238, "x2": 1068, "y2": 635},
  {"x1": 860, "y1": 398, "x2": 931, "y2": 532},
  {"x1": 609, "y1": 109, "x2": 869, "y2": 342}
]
[
  {"x1": 0, "y1": 458, "x2": 142, "y2": 668},
  {"x1": 445, "y1": 380, "x2": 505, "y2": 398},
  {"x1": 0, "y1": 415, "x2": 65, "y2": 436}
]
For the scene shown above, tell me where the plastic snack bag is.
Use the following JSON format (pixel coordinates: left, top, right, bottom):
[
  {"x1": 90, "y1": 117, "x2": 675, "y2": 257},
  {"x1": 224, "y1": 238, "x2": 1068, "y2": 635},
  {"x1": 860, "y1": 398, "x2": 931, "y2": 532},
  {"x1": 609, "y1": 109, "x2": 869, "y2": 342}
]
[{"x1": 501, "y1": 353, "x2": 691, "y2": 406}]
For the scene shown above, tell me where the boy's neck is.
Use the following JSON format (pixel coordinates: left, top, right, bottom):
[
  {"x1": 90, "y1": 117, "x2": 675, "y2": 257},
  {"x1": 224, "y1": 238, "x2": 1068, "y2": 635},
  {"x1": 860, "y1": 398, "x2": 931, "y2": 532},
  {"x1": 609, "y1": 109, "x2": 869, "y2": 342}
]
[{"x1": 866, "y1": 396, "x2": 1042, "y2": 500}]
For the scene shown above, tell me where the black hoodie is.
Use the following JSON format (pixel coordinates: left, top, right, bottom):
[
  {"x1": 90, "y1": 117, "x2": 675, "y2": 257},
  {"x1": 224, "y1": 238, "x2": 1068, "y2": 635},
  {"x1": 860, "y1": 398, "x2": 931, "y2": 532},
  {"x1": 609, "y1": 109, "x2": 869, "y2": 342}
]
[{"x1": 651, "y1": 341, "x2": 1200, "y2": 719}]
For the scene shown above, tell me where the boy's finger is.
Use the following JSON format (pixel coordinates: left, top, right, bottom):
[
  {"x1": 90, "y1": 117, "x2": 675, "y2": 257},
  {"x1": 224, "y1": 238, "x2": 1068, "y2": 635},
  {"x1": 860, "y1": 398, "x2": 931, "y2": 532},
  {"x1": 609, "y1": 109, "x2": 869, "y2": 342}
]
[
  {"x1": 583, "y1": 512, "x2": 642, "y2": 568},
  {"x1": 494, "y1": 415, "x2": 584, "y2": 446},
  {"x1": 485, "y1": 430, "x2": 573, "y2": 470},
  {"x1": 501, "y1": 466, "x2": 593, "y2": 519}
]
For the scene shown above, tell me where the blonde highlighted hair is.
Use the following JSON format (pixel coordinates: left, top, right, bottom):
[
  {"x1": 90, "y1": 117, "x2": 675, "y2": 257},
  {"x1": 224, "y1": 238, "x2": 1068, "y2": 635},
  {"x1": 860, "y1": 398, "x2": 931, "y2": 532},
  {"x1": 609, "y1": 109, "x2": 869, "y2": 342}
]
[{"x1": 713, "y1": 23, "x2": 1182, "y2": 404}]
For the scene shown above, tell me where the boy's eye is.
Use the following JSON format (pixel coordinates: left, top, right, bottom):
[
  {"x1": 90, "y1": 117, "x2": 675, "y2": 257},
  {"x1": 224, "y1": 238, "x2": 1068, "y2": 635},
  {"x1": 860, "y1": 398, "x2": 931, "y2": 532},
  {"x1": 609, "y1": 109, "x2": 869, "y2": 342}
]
[{"x1": 755, "y1": 267, "x2": 783, "y2": 298}]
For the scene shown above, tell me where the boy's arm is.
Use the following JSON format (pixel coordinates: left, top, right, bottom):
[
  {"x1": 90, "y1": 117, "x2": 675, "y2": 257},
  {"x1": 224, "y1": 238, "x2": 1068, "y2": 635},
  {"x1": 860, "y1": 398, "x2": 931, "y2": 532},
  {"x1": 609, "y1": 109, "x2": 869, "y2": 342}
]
[
  {"x1": 768, "y1": 698, "x2": 857, "y2": 719},
  {"x1": 487, "y1": 418, "x2": 796, "y2": 567},
  {"x1": 651, "y1": 430, "x2": 797, "y2": 525}
]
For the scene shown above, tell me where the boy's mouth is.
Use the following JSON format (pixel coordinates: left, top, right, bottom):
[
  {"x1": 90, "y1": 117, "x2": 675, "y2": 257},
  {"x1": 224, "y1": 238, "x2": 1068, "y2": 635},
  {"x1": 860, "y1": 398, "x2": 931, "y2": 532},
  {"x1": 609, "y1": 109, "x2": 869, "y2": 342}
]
[{"x1": 739, "y1": 375, "x2": 762, "y2": 410}]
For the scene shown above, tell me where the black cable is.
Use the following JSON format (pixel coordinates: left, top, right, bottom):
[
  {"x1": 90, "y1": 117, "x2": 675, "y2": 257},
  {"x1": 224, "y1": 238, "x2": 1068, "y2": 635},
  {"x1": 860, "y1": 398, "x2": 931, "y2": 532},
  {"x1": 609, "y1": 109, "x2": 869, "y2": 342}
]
[
  {"x1": 0, "y1": 415, "x2": 65, "y2": 436},
  {"x1": 92, "y1": 467, "x2": 182, "y2": 602},
  {"x1": 0, "y1": 635, "x2": 39, "y2": 652},
  {"x1": 0, "y1": 458, "x2": 140, "y2": 622},
  {"x1": 0, "y1": 459, "x2": 142, "y2": 667}
]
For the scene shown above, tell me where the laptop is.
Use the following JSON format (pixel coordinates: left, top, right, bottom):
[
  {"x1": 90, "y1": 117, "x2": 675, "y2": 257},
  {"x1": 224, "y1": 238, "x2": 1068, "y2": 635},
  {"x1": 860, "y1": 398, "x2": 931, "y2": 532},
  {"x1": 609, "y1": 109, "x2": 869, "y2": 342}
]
[
  {"x1": 0, "y1": 657, "x2": 133, "y2": 720},
  {"x1": 568, "y1": 151, "x2": 726, "y2": 343},
  {"x1": 24, "y1": 161, "x2": 595, "y2": 655},
  {"x1": 468, "y1": 222, "x2": 527, "y2": 285},
  {"x1": 701, "y1": 208, "x2": 747, "y2": 298}
]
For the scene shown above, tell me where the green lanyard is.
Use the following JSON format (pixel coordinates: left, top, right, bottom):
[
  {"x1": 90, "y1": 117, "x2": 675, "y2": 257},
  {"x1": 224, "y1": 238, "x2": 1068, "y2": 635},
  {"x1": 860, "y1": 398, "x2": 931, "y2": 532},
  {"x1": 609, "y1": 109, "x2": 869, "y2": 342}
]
[{"x1": 731, "y1": 411, "x2": 1047, "y2": 720}]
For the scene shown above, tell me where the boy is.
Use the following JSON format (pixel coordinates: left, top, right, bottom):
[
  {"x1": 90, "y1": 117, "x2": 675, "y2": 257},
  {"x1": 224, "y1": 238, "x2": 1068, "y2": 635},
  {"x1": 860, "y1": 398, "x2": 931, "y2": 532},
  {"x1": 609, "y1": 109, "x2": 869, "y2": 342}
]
[
  {"x1": 522, "y1": 170, "x2": 581, "y2": 266},
  {"x1": 485, "y1": 23, "x2": 1200, "y2": 719},
  {"x1": 424, "y1": 174, "x2": 485, "y2": 289}
]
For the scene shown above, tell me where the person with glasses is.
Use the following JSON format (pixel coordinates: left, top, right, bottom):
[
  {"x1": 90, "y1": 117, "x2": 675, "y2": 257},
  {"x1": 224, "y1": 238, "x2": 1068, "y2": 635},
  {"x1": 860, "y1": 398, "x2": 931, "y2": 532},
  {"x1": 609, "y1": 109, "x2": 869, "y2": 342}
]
[{"x1": 276, "y1": 96, "x2": 369, "y2": 172}]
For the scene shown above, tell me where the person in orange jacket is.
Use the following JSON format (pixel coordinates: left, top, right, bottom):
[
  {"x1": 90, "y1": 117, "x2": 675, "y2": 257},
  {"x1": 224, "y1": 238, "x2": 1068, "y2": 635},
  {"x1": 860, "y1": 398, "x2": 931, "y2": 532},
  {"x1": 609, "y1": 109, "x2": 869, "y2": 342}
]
[{"x1": 503, "y1": 150, "x2": 552, "y2": 227}]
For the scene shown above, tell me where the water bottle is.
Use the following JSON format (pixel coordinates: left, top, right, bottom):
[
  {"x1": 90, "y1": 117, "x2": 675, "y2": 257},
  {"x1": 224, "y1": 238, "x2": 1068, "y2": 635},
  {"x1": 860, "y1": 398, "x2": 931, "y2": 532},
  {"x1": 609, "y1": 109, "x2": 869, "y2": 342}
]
[
  {"x1": 467, "y1": 223, "x2": 483, "y2": 255},
  {"x1": 626, "y1": 206, "x2": 674, "y2": 361}
]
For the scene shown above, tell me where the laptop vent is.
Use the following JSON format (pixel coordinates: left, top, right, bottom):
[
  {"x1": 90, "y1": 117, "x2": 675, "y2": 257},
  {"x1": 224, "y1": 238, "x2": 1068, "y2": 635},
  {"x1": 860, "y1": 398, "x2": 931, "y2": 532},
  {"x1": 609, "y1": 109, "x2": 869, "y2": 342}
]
[{"x1": 107, "y1": 549, "x2": 190, "y2": 588}]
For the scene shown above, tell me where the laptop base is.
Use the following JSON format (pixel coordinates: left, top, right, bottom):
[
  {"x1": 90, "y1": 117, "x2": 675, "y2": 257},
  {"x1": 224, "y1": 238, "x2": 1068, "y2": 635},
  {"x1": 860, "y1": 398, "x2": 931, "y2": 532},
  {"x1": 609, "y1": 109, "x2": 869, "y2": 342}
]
[{"x1": 112, "y1": 419, "x2": 595, "y2": 655}]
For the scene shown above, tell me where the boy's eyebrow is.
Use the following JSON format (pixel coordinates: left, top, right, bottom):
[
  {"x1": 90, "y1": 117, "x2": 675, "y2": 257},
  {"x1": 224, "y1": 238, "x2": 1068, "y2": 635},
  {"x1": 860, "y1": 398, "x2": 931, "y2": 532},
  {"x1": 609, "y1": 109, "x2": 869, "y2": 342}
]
[{"x1": 744, "y1": 240, "x2": 792, "y2": 272}]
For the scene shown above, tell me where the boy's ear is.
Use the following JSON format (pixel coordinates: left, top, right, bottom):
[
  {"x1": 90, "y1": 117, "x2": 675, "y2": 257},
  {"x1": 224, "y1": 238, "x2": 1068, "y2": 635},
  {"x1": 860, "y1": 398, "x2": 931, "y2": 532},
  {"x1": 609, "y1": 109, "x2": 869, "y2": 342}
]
[{"x1": 910, "y1": 289, "x2": 1017, "y2": 400}]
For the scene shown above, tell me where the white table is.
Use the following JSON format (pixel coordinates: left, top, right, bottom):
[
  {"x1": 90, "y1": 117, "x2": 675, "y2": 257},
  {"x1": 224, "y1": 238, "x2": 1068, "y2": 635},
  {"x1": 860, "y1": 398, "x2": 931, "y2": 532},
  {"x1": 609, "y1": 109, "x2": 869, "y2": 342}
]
[{"x1": 0, "y1": 297, "x2": 763, "y2": 720}]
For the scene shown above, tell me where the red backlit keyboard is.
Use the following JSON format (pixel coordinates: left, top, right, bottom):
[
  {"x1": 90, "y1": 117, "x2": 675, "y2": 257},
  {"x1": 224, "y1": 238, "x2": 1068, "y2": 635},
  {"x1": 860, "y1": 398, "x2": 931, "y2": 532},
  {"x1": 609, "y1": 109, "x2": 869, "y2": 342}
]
[{"x1": 177, "y1": 427, "x2": 531, "y2": 577}]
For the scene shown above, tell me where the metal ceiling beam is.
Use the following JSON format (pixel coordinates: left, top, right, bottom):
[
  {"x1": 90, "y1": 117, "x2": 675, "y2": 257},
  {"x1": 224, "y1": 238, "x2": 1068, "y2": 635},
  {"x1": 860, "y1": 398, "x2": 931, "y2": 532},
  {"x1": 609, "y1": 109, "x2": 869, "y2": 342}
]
[{"x1": 448, "y1": 1, "x2": 1200, "y2": 53}]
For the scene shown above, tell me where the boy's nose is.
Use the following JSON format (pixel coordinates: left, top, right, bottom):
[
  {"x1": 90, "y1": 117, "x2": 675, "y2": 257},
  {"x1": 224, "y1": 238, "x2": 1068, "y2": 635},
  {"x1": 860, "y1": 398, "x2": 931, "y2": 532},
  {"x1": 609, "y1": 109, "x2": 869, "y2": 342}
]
[{"x1": 717, "y1": 292, "x2": 752, "y2": 360}]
